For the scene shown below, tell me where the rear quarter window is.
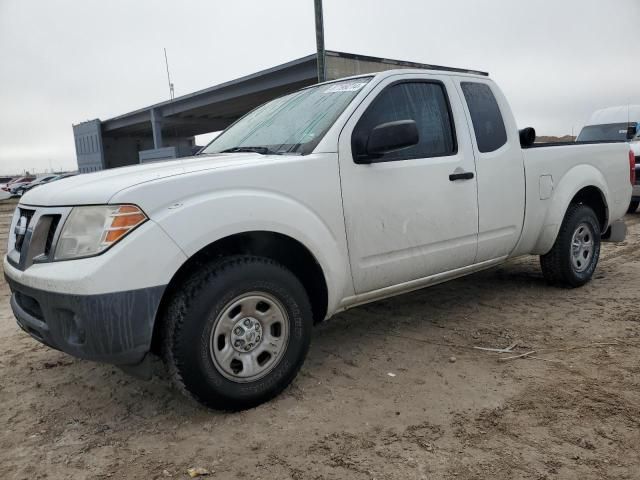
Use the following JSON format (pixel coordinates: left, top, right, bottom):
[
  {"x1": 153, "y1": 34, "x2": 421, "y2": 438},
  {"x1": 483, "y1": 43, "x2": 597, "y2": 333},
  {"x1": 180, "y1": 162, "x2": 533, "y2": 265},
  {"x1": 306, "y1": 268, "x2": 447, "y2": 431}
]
[{"x1": 461, "y1": 82, "x2": 507, "y2": 153}]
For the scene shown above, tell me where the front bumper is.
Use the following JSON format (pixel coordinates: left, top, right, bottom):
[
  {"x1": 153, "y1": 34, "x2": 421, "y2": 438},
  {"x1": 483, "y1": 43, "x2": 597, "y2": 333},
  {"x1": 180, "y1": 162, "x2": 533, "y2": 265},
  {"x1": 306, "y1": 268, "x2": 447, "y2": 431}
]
[
  {"x1": 3, "y1": 211, "x2": 186, "y2": 366},
  {"x1": 6, "y1": 275, "x2": 165, "y2": 365}
]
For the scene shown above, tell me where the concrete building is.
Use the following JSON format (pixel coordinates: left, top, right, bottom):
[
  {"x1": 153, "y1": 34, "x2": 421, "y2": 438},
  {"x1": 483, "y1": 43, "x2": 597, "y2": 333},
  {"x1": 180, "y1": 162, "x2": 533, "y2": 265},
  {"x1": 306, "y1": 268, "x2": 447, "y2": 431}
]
[{"x1": 73, "y1": 51, "x2": 487, "y2": 172}]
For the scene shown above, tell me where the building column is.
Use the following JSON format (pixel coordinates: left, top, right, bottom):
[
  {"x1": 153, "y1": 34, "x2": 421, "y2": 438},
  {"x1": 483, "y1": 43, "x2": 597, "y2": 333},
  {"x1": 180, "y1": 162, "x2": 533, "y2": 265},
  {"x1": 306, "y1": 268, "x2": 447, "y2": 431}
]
[
  {"x1": 314, "y1": 0, "x2": 325, "y2": 82},
  {"x1": 150, "y1": 108, "x2": 163, "y2": 149}
]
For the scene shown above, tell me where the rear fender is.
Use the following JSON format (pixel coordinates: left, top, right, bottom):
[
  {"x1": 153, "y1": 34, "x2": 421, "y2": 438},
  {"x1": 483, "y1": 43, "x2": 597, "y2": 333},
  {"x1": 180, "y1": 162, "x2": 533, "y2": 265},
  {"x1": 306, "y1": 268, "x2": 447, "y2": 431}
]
[{"x1": 531, "y1": 165, "x2": 609, "y2": 255}]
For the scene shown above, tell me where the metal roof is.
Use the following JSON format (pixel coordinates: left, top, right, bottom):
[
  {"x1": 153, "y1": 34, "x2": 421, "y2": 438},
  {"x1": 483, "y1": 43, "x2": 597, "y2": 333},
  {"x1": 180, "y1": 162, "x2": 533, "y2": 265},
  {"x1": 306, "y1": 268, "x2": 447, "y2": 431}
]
[{"x1": 86, "y1": 51, "x2": 488, "y2": 139}]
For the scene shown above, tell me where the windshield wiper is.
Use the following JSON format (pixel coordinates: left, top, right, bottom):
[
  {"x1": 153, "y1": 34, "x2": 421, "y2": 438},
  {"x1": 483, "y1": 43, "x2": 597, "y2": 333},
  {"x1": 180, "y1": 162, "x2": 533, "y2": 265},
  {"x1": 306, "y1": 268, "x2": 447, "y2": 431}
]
[{"x1": 219, "y1": 146, "x2": 281, "y2": 155}]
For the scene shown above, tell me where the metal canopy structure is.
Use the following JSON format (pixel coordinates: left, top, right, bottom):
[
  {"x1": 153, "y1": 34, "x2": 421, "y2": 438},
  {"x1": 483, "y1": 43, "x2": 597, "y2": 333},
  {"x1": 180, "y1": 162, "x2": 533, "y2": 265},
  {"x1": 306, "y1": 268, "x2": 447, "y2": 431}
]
[
  {"x1": 102, "y1": 53, "x2": 319, "y2": 139},
  {"x1": 73, "y1": 51, "x2": 488, "y2": 172}
]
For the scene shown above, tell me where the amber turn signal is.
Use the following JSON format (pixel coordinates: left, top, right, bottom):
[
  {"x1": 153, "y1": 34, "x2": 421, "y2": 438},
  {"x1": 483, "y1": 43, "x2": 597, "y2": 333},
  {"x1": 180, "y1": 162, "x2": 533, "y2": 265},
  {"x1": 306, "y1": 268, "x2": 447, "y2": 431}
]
[{"x1": 103, "y1": 205, "x2": 147, "y2": 244}]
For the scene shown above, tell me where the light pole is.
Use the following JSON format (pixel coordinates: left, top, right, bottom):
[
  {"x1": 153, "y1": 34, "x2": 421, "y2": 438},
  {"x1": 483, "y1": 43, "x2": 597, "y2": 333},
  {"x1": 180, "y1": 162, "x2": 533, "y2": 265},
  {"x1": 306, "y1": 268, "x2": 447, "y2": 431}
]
[{"x1": 314, "y1": 0, "x2": 325, "y2": 82}]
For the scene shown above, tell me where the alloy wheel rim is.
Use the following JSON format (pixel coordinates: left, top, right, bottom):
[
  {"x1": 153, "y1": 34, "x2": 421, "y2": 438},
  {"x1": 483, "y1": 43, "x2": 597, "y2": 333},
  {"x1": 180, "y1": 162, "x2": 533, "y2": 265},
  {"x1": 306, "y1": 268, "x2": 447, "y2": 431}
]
[{"x1": 209, "y1": 292, "x2": 289, "y2": 383}]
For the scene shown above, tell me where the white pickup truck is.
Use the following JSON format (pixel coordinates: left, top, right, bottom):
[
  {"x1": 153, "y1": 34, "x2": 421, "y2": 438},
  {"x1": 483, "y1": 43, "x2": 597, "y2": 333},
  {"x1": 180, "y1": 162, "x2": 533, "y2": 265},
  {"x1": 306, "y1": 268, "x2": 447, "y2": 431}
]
[{"x1": 4, "y1": 68, "x2": 634, "y2": 410}]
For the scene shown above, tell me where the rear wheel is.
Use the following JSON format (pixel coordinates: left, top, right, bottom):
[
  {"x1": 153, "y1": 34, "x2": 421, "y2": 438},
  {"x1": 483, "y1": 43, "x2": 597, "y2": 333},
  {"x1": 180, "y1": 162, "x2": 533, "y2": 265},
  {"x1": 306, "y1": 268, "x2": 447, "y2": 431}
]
[
  {"x1": 540, "y1": 204, "x2": 601, "y2": 287},
  {"x1": 161, "y1": 255, "x2": 313, "y2": 410},
  {"x1": 628, "y1": 200, "x2": 639, "y2": 214}
]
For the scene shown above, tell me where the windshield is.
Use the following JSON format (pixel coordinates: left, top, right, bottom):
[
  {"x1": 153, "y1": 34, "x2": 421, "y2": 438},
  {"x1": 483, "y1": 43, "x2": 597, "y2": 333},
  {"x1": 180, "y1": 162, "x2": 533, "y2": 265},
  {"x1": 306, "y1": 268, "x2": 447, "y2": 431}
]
[
  {"x1": 201, "y1": 77, "x2": 372, "y2": 156},
  {"x1": 576, "y1": 122, "x2": 638, "y2": 142}
]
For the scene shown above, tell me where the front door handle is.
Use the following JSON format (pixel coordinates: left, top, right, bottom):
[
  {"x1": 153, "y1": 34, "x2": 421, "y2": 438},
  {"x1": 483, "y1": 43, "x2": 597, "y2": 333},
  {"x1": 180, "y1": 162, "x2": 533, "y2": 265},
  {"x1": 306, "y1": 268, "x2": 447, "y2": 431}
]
[{"x1": 449, "y1": 171, "x2": 474, "y2": 181}]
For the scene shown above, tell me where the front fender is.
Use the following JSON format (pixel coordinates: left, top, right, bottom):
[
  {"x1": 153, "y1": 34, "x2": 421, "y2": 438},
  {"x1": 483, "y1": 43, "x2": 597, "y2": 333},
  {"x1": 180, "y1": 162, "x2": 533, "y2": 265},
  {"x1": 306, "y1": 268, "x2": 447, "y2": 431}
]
[
  {"x1": 151, "y1": 188, "x2": 352, "y2": 315},
  {"x1": 531, "y1": 164, "x2": 609, "y2": 254}
]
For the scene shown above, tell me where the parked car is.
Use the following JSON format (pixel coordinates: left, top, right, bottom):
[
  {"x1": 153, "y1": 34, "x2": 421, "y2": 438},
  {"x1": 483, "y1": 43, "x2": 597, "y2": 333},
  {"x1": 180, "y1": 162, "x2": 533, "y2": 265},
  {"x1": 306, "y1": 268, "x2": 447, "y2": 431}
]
[
  {"x1": 0, "y1": 176, "x2": 16, "y2": 189},
  {"x1": 54, "y1": 172, "x2": 78, "y2": 181},
  {"x1": 5, "y1": 68, "x2": 633, "y2": 410},
  {"x1": 10, "y1": 175, "x2": 58, "y2": 196},
  {"x1": 2, "y1": 176, "x2": 36, "y2": 194},
  {"x1": 16, "y1": 172, "x2": 78, "y2": 195},
  {"x1": 577, "y1": 105, "x2": 640, "y2": 212},
  {"x1": 0, "y1": 177, "x2": 17, "y2": 200}
]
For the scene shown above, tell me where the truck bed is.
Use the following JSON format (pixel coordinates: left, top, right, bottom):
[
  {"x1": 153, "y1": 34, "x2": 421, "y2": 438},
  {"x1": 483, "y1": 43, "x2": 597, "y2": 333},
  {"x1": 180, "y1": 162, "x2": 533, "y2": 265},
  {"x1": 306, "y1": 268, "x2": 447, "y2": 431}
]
[{"x1": 512, "y1": 141, "x2": 631, "y2": 257}]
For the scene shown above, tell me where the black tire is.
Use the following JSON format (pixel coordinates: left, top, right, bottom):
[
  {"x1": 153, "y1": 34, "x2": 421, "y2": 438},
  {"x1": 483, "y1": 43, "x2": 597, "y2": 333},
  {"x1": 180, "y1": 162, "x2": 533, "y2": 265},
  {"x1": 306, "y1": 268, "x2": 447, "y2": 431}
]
[
  {"x1": 160, "y1": 255, "x2": 313, "y2": 410},
  {"x1": 628, "y1": 200, "x2": 639, "y2": 214},
  {"x1": 540, "y1": 204, "x2": 601, "y2": 287}
]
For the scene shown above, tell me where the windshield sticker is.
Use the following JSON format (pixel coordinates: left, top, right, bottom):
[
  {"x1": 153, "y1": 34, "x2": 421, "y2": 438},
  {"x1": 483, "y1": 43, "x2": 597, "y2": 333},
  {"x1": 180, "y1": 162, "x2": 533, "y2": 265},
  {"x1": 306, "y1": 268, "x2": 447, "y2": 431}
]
[{"x1": 323, "y1": 82, "x2": 368, "y2": 93}]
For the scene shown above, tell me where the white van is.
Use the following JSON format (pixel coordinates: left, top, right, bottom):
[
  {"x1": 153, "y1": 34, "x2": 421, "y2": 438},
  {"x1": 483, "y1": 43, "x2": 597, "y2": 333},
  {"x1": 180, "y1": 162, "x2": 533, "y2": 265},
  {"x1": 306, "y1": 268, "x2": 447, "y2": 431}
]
[{"x1": 577, "y1": 105, "x2": 640, "y2": 212}]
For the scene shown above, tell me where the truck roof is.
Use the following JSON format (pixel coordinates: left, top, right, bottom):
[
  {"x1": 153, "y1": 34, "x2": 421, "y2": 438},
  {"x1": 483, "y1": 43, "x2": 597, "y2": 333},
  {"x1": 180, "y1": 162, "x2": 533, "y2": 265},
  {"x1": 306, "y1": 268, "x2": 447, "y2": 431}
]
[{"x1": 309, "y1": 67, "x2": 490, "y2": 91}]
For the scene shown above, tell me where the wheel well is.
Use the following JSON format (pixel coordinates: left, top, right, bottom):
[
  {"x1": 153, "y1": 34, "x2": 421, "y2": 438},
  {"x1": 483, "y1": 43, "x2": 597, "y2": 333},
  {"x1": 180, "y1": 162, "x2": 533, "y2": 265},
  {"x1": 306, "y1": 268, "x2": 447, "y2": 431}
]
[
  {"x1": 151, "y1": 231, "x2": 329, "y2": 354},
  {"x1": 569, "y1": 186, "x2": 608, "y2": 231}
]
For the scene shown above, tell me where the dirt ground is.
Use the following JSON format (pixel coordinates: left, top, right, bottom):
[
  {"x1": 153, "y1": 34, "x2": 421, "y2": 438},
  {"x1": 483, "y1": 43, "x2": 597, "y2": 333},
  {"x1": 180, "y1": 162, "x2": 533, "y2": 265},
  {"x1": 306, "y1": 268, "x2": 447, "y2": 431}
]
[{"x1": 1, "y1": 198, "x2": 639, "y2": 480}]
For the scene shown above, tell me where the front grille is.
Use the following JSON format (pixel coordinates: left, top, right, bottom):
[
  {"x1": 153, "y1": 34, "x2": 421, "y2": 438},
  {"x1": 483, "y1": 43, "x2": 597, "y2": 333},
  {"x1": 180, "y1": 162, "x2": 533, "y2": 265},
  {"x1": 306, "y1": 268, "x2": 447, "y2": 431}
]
[
  {"x1": 15, "y1": 208, "x2": 35, "y2": 252},
  {"x1": 44, "y1": 215, "x2": 61, "y2": 256},
  {"x1": 19, "y1": 208, "x2": 35, "y2": 226},
  {"x1": 9, "y1": 206, "x2": 71, "y2": 271}
]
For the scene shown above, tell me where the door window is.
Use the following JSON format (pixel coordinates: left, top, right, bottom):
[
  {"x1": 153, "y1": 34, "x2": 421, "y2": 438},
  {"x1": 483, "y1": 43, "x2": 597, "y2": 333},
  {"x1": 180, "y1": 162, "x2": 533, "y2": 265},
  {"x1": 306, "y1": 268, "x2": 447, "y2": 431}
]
[
  {"x1": 461, "y1": 82, "x2": 507, "y2": 153},
  {"x1": 352, "y1": 81, "x2": 457, "y2": 162}
]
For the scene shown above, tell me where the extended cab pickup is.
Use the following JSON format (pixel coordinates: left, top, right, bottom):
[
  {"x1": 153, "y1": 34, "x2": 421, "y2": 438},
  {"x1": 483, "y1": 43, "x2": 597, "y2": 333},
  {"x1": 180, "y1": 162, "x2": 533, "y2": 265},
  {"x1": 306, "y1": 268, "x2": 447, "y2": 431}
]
[{"x1": 4, "y1": 68, "x2": 633, "y2": 409}]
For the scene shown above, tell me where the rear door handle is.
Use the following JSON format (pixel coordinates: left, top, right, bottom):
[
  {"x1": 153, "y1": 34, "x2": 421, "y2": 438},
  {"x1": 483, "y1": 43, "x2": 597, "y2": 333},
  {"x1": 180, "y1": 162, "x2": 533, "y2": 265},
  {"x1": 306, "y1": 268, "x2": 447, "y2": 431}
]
[{"x1": 449, "y1": 171, "x2": 474, "y2": 181}]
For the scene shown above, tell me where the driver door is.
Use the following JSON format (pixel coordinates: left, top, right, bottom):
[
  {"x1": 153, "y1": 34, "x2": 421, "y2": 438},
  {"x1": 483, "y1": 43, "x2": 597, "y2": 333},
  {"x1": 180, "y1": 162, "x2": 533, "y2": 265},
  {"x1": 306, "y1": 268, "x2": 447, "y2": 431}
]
[{"x1": 338, "y1": 74, "x2": 479, "y2": 294}]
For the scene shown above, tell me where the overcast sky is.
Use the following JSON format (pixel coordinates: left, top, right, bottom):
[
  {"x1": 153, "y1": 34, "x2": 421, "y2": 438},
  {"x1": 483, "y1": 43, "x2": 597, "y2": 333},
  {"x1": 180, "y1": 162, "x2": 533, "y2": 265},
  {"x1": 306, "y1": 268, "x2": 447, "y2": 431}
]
[{"x1": 0, "y1": 0, "x2": 638, "y2": 174}]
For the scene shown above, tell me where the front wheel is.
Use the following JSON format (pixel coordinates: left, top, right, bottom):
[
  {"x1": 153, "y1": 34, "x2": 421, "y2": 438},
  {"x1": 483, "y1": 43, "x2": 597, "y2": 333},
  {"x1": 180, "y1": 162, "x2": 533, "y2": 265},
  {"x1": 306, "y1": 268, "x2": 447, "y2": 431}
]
[
  {"x1": 628, "y1": 200, "x2": 639, "y2": 214},
  {"x1": 161, "y1": 256, "x2": 313, "y2": 410},
  {"x1": 540, "y1": 204, "x2": 601, "y2": 287}
]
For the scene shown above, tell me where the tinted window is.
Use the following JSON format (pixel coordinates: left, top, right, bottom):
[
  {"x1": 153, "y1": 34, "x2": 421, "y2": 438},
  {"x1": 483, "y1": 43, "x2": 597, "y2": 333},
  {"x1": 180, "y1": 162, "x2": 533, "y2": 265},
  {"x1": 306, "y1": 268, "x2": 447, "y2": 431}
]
[
  {"x1": 576, "y1": 122, "x2": 637, "y2": 142},
  {"x1": 352, "y1": 81, "x2": 456, "y2": 162},
  {"x1": 461, "y1": 82, "x2": 507, "y2": 153}
]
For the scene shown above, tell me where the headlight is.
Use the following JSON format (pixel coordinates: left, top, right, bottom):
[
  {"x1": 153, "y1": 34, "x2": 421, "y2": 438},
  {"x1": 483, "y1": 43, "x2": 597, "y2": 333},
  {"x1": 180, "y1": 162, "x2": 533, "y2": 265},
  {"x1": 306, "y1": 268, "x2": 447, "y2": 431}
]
[{"x1": 55, "y1": 204, "x2": 147, "y2": 260}]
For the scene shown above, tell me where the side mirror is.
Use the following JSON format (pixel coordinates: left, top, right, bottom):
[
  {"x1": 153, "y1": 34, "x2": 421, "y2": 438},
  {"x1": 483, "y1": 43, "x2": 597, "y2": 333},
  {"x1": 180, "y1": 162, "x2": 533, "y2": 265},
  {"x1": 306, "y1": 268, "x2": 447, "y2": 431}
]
[
  {"x1": 626, "y1": 125, "x2": 637, "y2": 141},
  {"x1": 519, "y1": 127, "x2": 536, "y2": 148},
  {"x1": 355, "y1": 120, "x2": 419, "y2": 163}
]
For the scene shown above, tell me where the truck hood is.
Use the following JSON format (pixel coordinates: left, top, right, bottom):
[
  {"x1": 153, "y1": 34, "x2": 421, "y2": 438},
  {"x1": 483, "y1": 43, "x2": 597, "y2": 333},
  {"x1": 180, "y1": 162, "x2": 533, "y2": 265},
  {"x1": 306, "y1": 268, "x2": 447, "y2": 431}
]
[{"x1": 21, "y1": 153, "x2": 265, "y2": 206}]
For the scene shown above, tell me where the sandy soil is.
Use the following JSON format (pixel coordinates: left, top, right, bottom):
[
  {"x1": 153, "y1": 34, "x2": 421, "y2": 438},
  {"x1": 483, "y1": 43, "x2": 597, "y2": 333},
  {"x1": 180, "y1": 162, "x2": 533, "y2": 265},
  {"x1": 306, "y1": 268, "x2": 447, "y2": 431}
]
[{"x1": 1, "y1": 198, "x2": 639, "y2": 480}]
